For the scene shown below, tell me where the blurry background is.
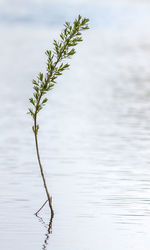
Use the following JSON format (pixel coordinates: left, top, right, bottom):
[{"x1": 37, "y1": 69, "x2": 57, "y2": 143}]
[{"x1": 1, "y1": 0, "x2": 150, "y2": 250}]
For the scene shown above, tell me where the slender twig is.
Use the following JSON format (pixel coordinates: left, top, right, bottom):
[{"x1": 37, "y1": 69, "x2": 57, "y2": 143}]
[{"x1": 35, "y1": 199, "x2": 48, "y2": 216}]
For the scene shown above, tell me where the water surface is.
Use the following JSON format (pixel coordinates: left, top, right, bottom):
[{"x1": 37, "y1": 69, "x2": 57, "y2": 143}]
[{"x1": 1, "y1": 1, "x2": 150, "y2": 250}]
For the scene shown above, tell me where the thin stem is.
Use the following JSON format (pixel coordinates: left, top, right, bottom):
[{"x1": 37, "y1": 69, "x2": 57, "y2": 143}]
[
  {"x1": 35, "y1": 200, "x2": 48, "y2": 215},
  {"x1": 34, "y1": 118, "x2": 54, "y2": 217}
]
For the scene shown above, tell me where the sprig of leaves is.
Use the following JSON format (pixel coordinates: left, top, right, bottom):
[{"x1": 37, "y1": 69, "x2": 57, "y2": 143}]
[{"x1": 28, "y1": 15, "x2": 89, "y2": 135}]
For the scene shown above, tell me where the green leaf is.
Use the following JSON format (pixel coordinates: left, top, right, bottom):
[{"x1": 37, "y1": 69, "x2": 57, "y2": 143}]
[
  {"x1": 33, "y1": 92, "x2": 39, "y2": 100},
  {"x1": 28, "y1": 108, "x2": 35, "y2": 118},
  {"x1": 29, "y1": 98, "x2": 35, "y2": 106},
  {"x1": 33, "y1": 86, "x2": 39, "y2": 93},
  {"x1": 39, "y1": 73, "x2": 43, "y2": 81},
  {"x1": 32, "y1": 79, "x2": 38, "y2": 86},
  {"x1": 68, "y1": 49, "x2": 76, "y2": 56},
  {"x1": 62, "y1": 63, "x2": 70, "y2": 70},
  {"x1": 42, "y1": 98, "x2": 48, "y2": 105}
]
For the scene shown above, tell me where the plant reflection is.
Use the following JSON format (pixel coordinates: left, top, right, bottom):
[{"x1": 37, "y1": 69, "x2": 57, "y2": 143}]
[{"x1": 36, "y1": 214, "x2": 53, "y2": 250}]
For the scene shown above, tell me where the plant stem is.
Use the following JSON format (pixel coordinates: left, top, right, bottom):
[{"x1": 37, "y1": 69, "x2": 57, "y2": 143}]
[
  {"x1": 35, "y1": 200, "x2": 48, "y2": 215},
  {"x1": 28, "y1": 15, "x2": 89, "y2": 216},
  {"x1": 34, "y1": 118, "x2": 54, "y2": 217}
]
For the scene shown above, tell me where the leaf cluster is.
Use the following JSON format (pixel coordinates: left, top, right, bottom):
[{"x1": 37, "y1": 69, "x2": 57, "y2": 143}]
[{"x1": 28, "y1": 15, "x2": 89, "y2": 134}]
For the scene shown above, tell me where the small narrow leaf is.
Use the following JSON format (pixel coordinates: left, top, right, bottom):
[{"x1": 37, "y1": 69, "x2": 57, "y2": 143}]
[
  {"x1": 29, "y1": 98, "x2": 35, "y2": 106},
  {"x1": 39, "y1": 73, "x2": 43, "y2": 81},
  {"x1": 42, "y1": 98, "x2": 48, "y2": 105}
]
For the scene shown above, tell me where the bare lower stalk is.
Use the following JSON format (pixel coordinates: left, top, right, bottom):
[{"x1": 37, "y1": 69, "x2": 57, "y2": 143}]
[{"x1": 34, "y1": 120, "x2": 54, "y2": 217}]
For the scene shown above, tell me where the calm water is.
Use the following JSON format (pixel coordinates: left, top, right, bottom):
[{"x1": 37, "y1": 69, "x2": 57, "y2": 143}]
[{"x1": 1, "y1": 1, "x2": 150, "y2": 250}]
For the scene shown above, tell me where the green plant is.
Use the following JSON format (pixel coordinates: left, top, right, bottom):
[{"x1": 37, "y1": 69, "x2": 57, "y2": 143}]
[{"x1": 28, "y1": 15, "x2": 89, "y2": 217}]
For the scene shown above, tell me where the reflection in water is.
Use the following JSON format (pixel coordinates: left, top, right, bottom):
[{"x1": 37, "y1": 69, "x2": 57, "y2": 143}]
[{"x1": 36, "y1": 214, "x2": 53, "y2": 250}]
